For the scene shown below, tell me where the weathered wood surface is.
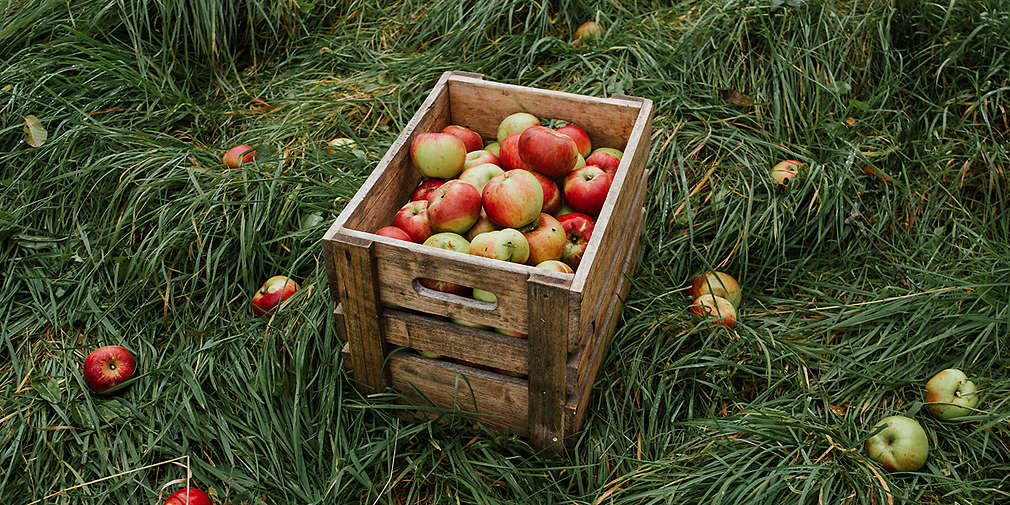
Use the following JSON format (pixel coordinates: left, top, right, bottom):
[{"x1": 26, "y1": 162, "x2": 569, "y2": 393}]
[
  {"x1": 331, "y1": 234, "x2": 387, "y2": 394},
  {"x1": 526, "y1": 273, "x2": 573, "y2": 451}
]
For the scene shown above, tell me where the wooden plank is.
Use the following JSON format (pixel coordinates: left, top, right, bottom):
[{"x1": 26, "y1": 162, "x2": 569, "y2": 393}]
[
  {"x1": 331, "y1": 234, "x2": 387, "y2": 394},
  {"x1": 573, "y1": 97, "x2": 654, "y2": 341},
  {"x1": 447, "y1": 74, "x2": 643, "y2": 148},
  {"x1": 321, "y1": 238, "x2": 341, "y2": 303},
  {"x1": 526, "y1": 272, "x2": 571, "y2": 451}
]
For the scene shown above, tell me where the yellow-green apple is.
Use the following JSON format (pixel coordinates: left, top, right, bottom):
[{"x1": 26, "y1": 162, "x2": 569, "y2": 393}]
[
  {"x1": 482, "y1": 169, "x2": 543, "y2": 228},
  {"x1": 558, "y1": 212, "x2": 595, "y2": 269},
  {"x1": 473, "y1": 288, "x2": 526, "y2": 338},
  {"x1": 459, "y1": 163, "x2": 504, "y2": 194},
  {"x1": 410, "y1": 178, "x2": 444, "y2": 201},
  {"x1": 223, "y1": 144, "x2": 255, "y2": 168},
  {"x1": 530, "y1": 170, "x2": 561, "y2": 215},
  {"x1": 464, "y1": 149, "x2": 499, "y2": 169},
  {"x1": 164, "y1": 488, "x2": 212, "y2": 505},
  {"x1": 469, "y1": 229, "x2": 529, "y2": 264},
  {"x1": 690, "y1": 294, "x2": 737, "y2": 327},
  {"x1": 574, "y1": 21, "x2": 603, "y2": 44},
  {"x1": 442, "y1": 124, "x2": 483, "y2": 152},
  {"x1": 688, "y1": 271, "x2": 742, "y2": 308},
  {"x1": 83, "y1": 345, "x2": 136, "y2": 394},
  {"x1": 555, "y1": 124, "x2": 591, "y2": 157},
  {"x1": 564, "y1": 165, "x2": 613, "y2": 216},
  {"x1": 498, "y1": 133, "x2": 530, "y2": 171},
  {"x1": 536, "y1": 259, "x2": 574, "y2": 274},
  {"x1": 426, "y1": 180, "x2": 481, "y2": 234},
  {"x1": 518, "y1": 125, "x2": 580, "y2": 177},
  {"x1": 865, "y1": 416, "x2": 929, "y2": 472},
  {"x1": 410, "y1": 132, "x2": 466, "y2": 178},
  {"x1": 465, "y1": 211, "x2": 499, "y2": 241},
  {"x1": 522, "y1": 213, "x2": 566, "y2": 265},
  {"x1": 392, "y1": 200, "x2": 432, "y2": 243},
  {"x1": 497, "y1": 112, "x2": 540, "y2": 143},
  {"x1": 925, "y1": 369, "x2": 979, "y2": 420},
  {"x1": 252, "y1": 275, "x2": 299, "y2": 316},
  {"x1": 375, "y1": 226, "x2": 412, "y2": 241},
  {"x1": 770, "y1": 159, "x2": 803, "y2": 186},
  {"x1": 420, "y1": 233, "x2": 471, "y2": 295},
  {"x1": 485, "y1": 141, "x2": 501, "y2": 157},
  {"x1": 585, "y1": 147, "x2": 622, "y2": 176}
]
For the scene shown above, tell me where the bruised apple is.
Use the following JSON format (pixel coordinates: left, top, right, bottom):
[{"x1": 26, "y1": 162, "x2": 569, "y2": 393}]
[
  {"x1": 688, "y1": 271, "x2": 742, "y2": 308},
  {"x1": 469, "y1": 229, "x2": 529, "y2": 264},
  {"x1": 522, "y1": 213, "x2": 566, "y2": 265},
  {"x1": 925, "y1": 369, "x2": 979, "y2": 420},
  {"x1": 252, "y1": 275, "x2": 299, "y2": 316}
]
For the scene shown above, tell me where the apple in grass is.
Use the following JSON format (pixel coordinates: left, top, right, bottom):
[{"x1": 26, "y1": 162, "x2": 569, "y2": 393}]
[
  {"x1": 392, "y1": 200, "x2": 432, "y2": 243},
  {"x1": 536, "y1": 259, "x2": 574, "y2": 274},
  {"x1": 464, "y1": 149, "x2": 499, "y2": 169},
  {"x1": 164, "y1": 488, "x2": 212, "y2": 505},
  {"x1": 83, "y1": 345, "x2": 136, "y2": 394},
  {"x1": 497, "y1": 112, "x2": 540, "y2": 143},
  {"x1": 585, "y1": 147, "x2": 622, "y2": 176},
  {"x1": 523, "y1": 213, "x2": 566, "y2": 265},
  {"x1": 375, "y1": 226, "x2": 412, "y2": 241},
  {"x1": 690, "y1": 294, "x2": 737, "y2": 327},
  {"x1": 420, "y1": 233, "x2": 471, "y2": 295},
  {"x1": 426, "y1": 180, "x2": 481, "y2": 234},
  {"x1": 482, "y1": 169, "x2": 543, "y2": 229},
  {"x1": 252, "y1": 275, "x2": 299, "y2": 316},
  {"x1": 555, "y1": 124, "x2": 591, "y2": 157},
  {"x1": 770, "y1": 159, "x2": 803, "y2": 187},
  {"x1": 518, "y1": 125, "x2": 580, "y2": 178},
  {"x1": 574, "y1": 21, "x2": 603, "y2": 44},
  {"x1": 469, "y1": 229, "x2": 529, "y2": 264},
  {"x1": 530, "y1": 170, "x2": 562, "y2": 215},
  {"x1": 442, "y1": 125, "x2": 483, "y2": 152},
  {"x1": 688, "y1": 271, "x2": 742, "y2": 308},
  {"x1": 564, "y1": 165, "x2": 613, "y2": 216},
  {"x1": 410, "y1": 178, "x2": 444, "y2": 201},
  {"x1": 925, "y1": 369, "x2": 979, "y2": 420},
  {"x1": 459, "y1": 163, "x2": 504, "y2": 194},
  {"x1": 223, "y1": 144, "x2": 255, "y2": 168},
  {"x1": 557, "y1": 212, "x2": 595, "y2": 269},
  {"x1": 865, "y1": 416, "x2": 929, "y2": 472},
  {"x1": 410, "y1": 132, "x2": 467, "y2": 179},
  {"x1": 498, "y1": 133, "x2": 530, "y2": 171}
]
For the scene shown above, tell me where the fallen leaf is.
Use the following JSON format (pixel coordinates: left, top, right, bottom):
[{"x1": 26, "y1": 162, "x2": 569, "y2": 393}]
[{"x1": 23, "y1": 114, "x2": 47, "y2": 147}]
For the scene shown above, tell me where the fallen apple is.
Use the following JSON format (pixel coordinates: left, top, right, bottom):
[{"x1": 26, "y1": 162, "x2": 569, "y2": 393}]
[
  {"x1": 688, "y1": 271, "x2": 742, "y2": 308},
  {"x1": 164, "y1": 487, "x2": 212, "y2": 505},
  {"x1": 690, "y1": 294, "x2": 737, "y2": 327},
  {"x1": 222, "y1": 144, "x2": 255, "y2": 168},
  {"x1": 925, "y1": 369, "x2": 979, "y2": 420},
  {"x1": 410, "y1": 132, "x2": 467, "y2": 178},
  {"x1": 865, "y1": 415, "x2": 929, "y2": 472},
  {"x1": 83, "y1": 345, "x2": 136, "y2": 394},
  {"x1": 497, "y1": 112, "x2": 540, "y2": 143},
  {"x1": 252, "y1": 275, "x2": 299, "y2": 316},
  {"x1": 770, "y1": 159, "x2": 803, "y2": 187},
  {"x1": 574, "y1": 21, "x2": 603, "y2": 44}
]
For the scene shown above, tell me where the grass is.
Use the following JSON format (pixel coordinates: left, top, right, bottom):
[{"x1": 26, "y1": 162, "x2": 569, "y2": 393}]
[{"x1": 1, "y1": 0, "x2": 1008, "y2": 503}]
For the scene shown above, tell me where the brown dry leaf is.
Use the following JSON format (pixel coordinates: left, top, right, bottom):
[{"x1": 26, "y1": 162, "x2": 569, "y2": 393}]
[
  {"x1": 721, "y1": 88, "x2": 753, "y2": 106},
  {"x1": 23, "y1": 115, "x2": 47, "y2": 147}
]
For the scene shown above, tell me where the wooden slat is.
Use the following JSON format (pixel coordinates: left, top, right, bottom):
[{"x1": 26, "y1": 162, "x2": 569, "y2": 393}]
[
  {"x1": 447, "y1": 74, "x2": 643, "y2": 149},
  {"x1": 331, "y1": 234, "x2": 387, "y2": 394},
  {"x1": 526, "y1": 272, "x2": 572, "y2": 451}
]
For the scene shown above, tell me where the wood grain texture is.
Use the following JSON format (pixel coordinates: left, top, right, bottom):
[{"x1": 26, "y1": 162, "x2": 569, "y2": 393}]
[
  {"x1": 526, "y1": 272, "x2": 572, "y2": 451},
  {"x1": 331, "y1": 234, "x2": 387, "y2": 394}
]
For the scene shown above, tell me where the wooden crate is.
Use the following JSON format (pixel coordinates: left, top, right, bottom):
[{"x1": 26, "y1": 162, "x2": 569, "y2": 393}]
[{"x1": 322, "y1": 71, "x2": 654, "y2": 450}]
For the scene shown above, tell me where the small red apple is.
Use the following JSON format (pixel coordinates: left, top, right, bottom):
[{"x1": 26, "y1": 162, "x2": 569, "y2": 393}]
[
  {"x1": 585, "y1": 147, "x2": 622, "y2": 176},
  {"x1": 555, "y1": 124, "x2": 592, "y2": 157},
  {"x1": 375, "y1": 226, "x2": 412, "y2": 241},
  {"x1": 518, "y1": 125, "x2": 580, "y2": 178},
  {"x1": 410, "y1": 132, "x2": 467, "y2": 178},
  {"x1": 222, "y1": 145, "x2": 255, "y2": 168},
  {"x1": 496, "y1": 112, "x2": 540, "y2": 143},
  {"x1": 426, "y1": 179, "x2": 482, "y2": 234},
  {"x1": 557, "y1": 212, "x2": 595, "y2": 269},
  {"x1": 529, "y1": 170, "x2": 561, "y2": 215},
  {"x1": 482, "y1": 169, "x2": 543, "y2": 229},
  {"x1": 690, "y1": 295, "x2": 737, "y2": 327},
  {"x1": 392, "y1": 200, "x2": 432, "y2": 243},
  {"x1": 523, "y1": 213, "x2": 566, "y2": 265},
  {"x1": 83, "y1": 345, "x2": 136, "y2": 394},
  {"x1": 410, "y1": 179, "x2": 444, "y2": 202},
  {"x1": 442, "y1": 125, "x2": 484, "y2": 152},
  {"x1": 252, "y1": 275, "x2": 299, "y2": 316},
  {"x1": 464, "y1": 149, "x2": 500, "y2": 169},
  {"x1": 564, "y1": 165, "x2": 612, "y2": 216},
  {"x1": 498, "y1": 133, "x2": 530, "y2": 171},
  {"x1": 164, "y1": 487, "x2": 212, "y2": 505}
]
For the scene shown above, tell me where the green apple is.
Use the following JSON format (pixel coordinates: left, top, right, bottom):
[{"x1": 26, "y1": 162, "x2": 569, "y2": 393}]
[
  {"x1": 865, "y1": 415, "x2": 929, "y2": 472},
  {"x1": 925, "y1": 369, "x2": 979, "y2": 420},
  {"x1": 496, "y1": 112, "x2": 540, "y2": 143},
  {"x1": 469, "y1": 229, "x2": 529, "y2": 264}
]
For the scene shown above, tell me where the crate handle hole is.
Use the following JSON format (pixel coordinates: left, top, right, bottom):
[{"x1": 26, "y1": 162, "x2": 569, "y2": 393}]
[{"x1": 411, "y1": 278, "x2": 498, "y2": 311}]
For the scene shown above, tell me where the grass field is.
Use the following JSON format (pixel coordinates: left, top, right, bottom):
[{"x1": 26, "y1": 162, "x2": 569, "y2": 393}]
[{"x1": 2, "y1": 1, "x2": 1009, "y2": 503}]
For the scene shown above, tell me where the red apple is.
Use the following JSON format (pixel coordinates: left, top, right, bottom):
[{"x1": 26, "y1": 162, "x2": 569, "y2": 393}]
[
  {"x1": 530, "y1": 170, "x2": 561, "y2": 215},
  {"x1": 392, "y1": 200, "x2": 432, "y2": 243},
  {"x1": 465, "y1": 211, "x2": 499, "y2": 241},
  {"x1": 458, "y1": 163, "x2": 504, "y2": 194},
  {"x1": 497, "y1": 112, "x2": 540, "y2": 143},
  {"x1": 518, "y1": 125, "x2": 580, "y2": 178},
  {"x1": 442, "y1": 125, "x2": 484, "y2": 152},
  {"x1": 585, "y1": 147, "x2": 622, "y2": 176},
  {"x1": 770, "y1": 159, "x2": 803, "y2": 186},
  {"x1": 426, "y1": 180, "x2": 482, "y2": 234},
  {"x1": 164, "y1": 487, "x2": 212, "y2": 505},
  {"x1": 482, "y1": 169, "x2": 543, "y2": 228},
  {"x1": 469, "y1": 229, "x2": 529, "y2": 264},
  {"x1": 564, "y1": 165, "x2": 612, "y2": 216},
  {"x1": 690, "y1": 294, "x2": 737, "y2": 327},
  {"x1": 410, "y1": 132, "x2": 466, "y2": 178},
  {"x1": 83, "y1": 345, "x2": 136, "y2": 394},
  {"x1": 464, "y1": 149, "x2": 499, "y2": 169},
  {"x1": 223, "y1": 144, "x2": 255, "y2": 168},
  {"x1": 522, "y1": 213, "x2": 566, "y2": 265},
  {"x1": 484, "y1": 142, "x2": 501, "y2": 157},
  {"x1": 410, "y1": 179, "x2": 445, "y2": 202},
  {"x1": 557, "y1": 212, "x2": 595, "y2": 269},
  {"x1": 252, "y1": 275, "x2": 299, "y2": 316},
  {"x1": 688, "y1": 271, "x2": 742, "y2": 308},
  {"x1": 536, "y1": 259, "x2": 574, "y2": 274},
  {"x1": 555, "y1": 124, "x2": 592, "y2": 157},
  {"x1": 375, "y1": 226, "x2": 412, "y2": 241},
  {"x1": 498, "y1": 133, "x2": 530, "y2": 171},
  {"x1": 420, "y1": 233, "x2": 471, "y2": 295}
]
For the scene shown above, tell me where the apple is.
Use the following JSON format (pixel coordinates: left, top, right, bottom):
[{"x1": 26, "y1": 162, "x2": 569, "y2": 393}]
[
  {"x1": 498, "y1": 133, "x2": 530, "y2": 171},
  {"x1": 420, "y1": 233, "x2": 471, "y2": 295},
  {"x1": 164, "y1": 487, "x2": 212, "y2": 505},
  {"x1": 688, "y1": 271, "x2": 742, "y2": 308},
  {"x1": 925, "y1": 369, "x2": 979, "y2": 420},
  {"x1": 555, "y1": 124, "x2": 591, "y2": 157},
  {"x1": 690, "y1": 294, "x2": 737, "y2": 327},
  {"x1": 564, "y1": 165, "x2": 612, "y2": 216},
  {"x1": 518, "y1": 125, "x2": 580, "y2": 178},
  {"x1": 482, "y1": 169, "x2": 543, "y2": 228},
  {"x1": 252, "y1": 275, "x2": 299, "y2": 316},
  {"x1": 530, "y1": 170, "x2": 561, "y2": 215},
  {"x1": 375, "y1": 226, "x2": 412, "y2": 241},
  {"x1": 484, "y1": 141, "x2": 501, "y2": 157},
  {"x1": 464, "y1": 149, "x2": 499, "y2": 169},
  {"x1": 865, "y1": 415, "x2": 929, "y2": 472},
  {"x1": 557, "y1": 212, "x2": 595, "y2": 269},
  {"x1": 426, "y1": 180, "x2": 481, "y2": 234},
  {"x1": 392, "y1": 200, "x2": 432, "y2": 243},
  {"x1": 585, "y1": 147, "x2": 622, "y2": 176},
  {"x1": 442, "y1": 125, "x2": 483, "y2": 152},
  {"x1": 410, "y1": 178, "x2": 444, "y2": 201},
  {"x1": 770, "y1": 159, "x2": 803, "y2": 186},
  {"x1": 523, "y1": 213, "x2": 566, "y2": 265},
  {"x1": 496, "y1": 112, "x2": 540, "y2": 143},
  {"x1": 223, "y1": 144, "x2": 255, "y2": 168},
  {"x1": 410, "y1": 132, "x2": 467, "y2": 178},
  {"x1": 83, "y1": 345, "x2": 136, "y2": 394},
  {"x1": 536, "y1": 259, "x2": 574, "y2": 274},
  {"x1": 459, "y1": 163, "x2": 504, "y2": 194},
  {"x1": 469, "y1": 229, "x2": 529, "y2": 264},
  {"x1": 574, "y1": 21, "x2": 603, "y2": 44}
]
